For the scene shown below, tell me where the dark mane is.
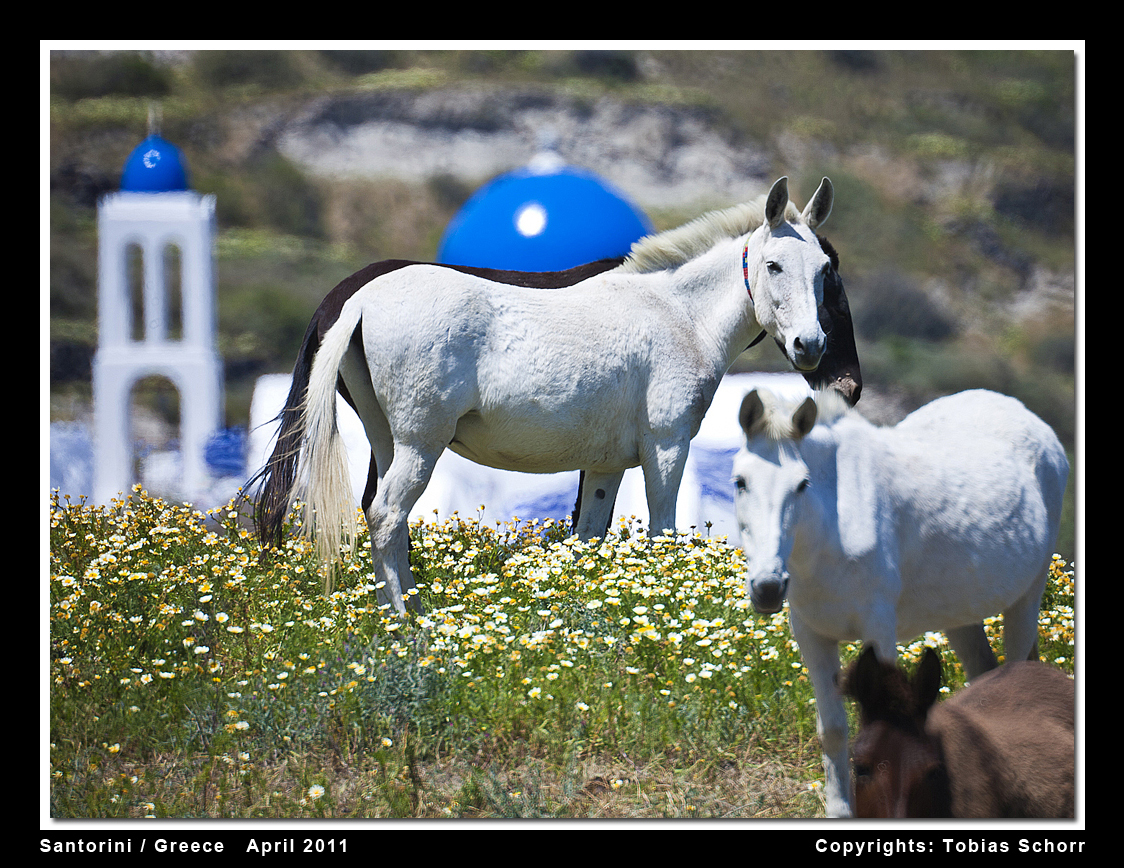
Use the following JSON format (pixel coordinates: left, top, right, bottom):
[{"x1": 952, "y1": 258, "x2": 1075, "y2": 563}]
[
  {"x1": 313, "y1": 257, "x2": 625, "y2": 343},
  {"x1": 817, "y1": 234, "x2": 840, "y2": 271}
]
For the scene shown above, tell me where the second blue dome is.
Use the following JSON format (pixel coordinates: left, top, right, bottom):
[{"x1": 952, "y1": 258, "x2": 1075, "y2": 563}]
[{"x1": 438, "y1": 163, "x2": 652, "y2": 272}]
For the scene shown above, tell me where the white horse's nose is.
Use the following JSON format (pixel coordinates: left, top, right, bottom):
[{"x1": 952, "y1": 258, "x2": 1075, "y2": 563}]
[
  {"x1": 748, "y1": 572, "x2": 789, "y2": 614},
  {"x1": 788, "y1": 330, "x2": 826, "y2": 372}
]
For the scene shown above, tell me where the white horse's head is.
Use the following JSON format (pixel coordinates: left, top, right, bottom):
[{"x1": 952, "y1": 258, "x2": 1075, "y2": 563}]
[
  {"x1": 745, "y1": 177, "x2": 834, "y2": 373},
  {"x1": 732, "y1": 388, "x2": 819, "y2": 614}
]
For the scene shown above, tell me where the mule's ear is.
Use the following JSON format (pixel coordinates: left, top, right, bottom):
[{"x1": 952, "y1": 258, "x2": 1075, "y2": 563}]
[
  {"x1": 739, "y1": 389, "x2": 766, "y2": 437},
  {"x1": 802, "y1": 177, "x2": 834, "y2": 230},
  {"x1": 912, "y1": 647, "x2": 943, "y2": 713},
  {"x1": 765, "y1": 177, "x2": 790, "y2": 229},
  {"x1": 792, "y1": 396, "x2": 818, "y2": 439}
]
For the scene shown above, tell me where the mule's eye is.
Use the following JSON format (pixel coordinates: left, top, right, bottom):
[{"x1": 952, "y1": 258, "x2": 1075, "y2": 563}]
[
  {"x1": 734, "y1": 477, "x2": 747, "y2": 492},
  {"x1": 766, "y1": 261, "x2": 782, "y2": 274},
  {"x1": 797, "y1": 478, "x2": 810, "y2": 493}
]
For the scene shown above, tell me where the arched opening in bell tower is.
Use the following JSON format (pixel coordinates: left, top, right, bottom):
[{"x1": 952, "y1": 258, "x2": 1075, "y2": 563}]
[{"x1": 129, "y1": 374, "x2": 181, "y2": 490}]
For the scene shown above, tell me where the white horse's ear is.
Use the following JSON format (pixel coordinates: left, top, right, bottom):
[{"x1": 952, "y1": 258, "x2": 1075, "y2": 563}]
[
  {"x1": 739, "y1": 389, "x2": 766, "y2": 436},
  {"x1": 802, "y1": 177, "x2": 833, "y2": 230},
  {"x1": 765, "y1": 177, "x2": 790, "y2": 229},
  {"x1": 793, "y1": 396, "x2": 818, "y2": 438}
]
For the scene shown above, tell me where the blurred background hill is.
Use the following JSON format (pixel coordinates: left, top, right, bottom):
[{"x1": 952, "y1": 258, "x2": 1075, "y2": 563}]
[{"x1": 46, "y1": 47, "x2": 1079, "y2": 554}]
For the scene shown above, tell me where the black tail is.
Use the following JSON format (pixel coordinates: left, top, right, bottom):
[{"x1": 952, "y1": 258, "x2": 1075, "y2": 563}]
[{"x1": 247, "y1": 315, "x2": 321, "y2": 552}]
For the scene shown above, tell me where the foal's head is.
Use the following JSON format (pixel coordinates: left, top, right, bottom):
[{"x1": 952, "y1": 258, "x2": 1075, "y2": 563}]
[{"x1": 843, "y1": 646, "x2": 953, "y2": 818}]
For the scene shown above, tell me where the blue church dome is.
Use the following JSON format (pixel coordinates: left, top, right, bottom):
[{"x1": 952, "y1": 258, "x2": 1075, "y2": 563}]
[
  {"x1": 120, "y1": 134, "x2": 189, "y2": 192},
  {"x1": 438, "y1": 160, "x2": 653, "y2": 272}
]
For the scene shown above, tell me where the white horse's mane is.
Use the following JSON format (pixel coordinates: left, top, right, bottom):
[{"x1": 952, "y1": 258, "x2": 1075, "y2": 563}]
[{"x1": 618, "y1": 197, "x2": 805, "y2": 275}]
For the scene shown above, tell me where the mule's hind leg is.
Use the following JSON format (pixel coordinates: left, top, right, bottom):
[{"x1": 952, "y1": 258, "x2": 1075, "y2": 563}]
[
  {"x1": 946, "y1": 624, "x2": 999, "y2": 680},
  {"x1": 365, "y1": 441, "x2": 442, "y2": 615},
  {"x1": 337, "y1": 341, "x2": 424, "y2": 613},
  {"x1": 999, "y1": 565, "x2": 1050, "y2": 664}
]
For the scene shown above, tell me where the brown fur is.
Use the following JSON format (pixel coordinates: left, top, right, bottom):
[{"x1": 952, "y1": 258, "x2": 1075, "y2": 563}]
[{"x1": 844, "y1": 646, "x2": 1075, "y2": 818}]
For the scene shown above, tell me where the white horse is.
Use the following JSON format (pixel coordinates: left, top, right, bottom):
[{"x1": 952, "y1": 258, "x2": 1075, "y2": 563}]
[
  {"x1": 732, "y1": 387, "x2": 1069, "y2": 817},
  {"x1": 259, "y1": 177, "x2": 836, "y2": 615}
]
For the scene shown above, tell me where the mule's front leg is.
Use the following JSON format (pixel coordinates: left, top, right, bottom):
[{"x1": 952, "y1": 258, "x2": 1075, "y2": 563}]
[
  {"x1": 366, "y1": 443, "x2": 440, "y2": 615},
  {"x1": 790, "y1": 615, "x2": 852, "y2": 817},
  {"x1": 574, "y1": 471, "x2": 623, "y2": 540},
  {"x1": 946, "y1": 624, "x2": 999, "y2": 679},
  {"x1": 641, "y1": 440, "x2": 689, "y2": 536}
]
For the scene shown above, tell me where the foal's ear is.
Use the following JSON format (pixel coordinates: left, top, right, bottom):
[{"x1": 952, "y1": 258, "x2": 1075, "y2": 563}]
[
  {"x1": 792, "y1": 396, "x2": 818, "y2": 439},
  {"x1": 739, "y1": 389, "x2": 767, "y2": 437},
  {"x1": 844, "y1": 645, "x2": 885, "y2": 710},
  {"x1": 802, "y1": 177, "x2": 834, "y2": 230},
  {"x1": 912, "y1": 647, "x2": 943, "y2": 713},
  {"x1": 765, "y1": 177, "x2": 790, "y2": 229}
]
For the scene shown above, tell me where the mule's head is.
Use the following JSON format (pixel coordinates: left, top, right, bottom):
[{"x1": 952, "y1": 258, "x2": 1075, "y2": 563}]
[
  {"x1": 732, "y1": 388, "x2": 818, "y2": 614},
  {"x1": 746, "y1": 177, "x2": 834, "y2": 373},
  {"x1": 844, "y1": 646, "x2": 953, "y2": 818}
]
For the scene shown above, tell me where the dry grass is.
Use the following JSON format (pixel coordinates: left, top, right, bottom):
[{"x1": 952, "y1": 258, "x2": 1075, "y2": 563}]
[{"x1": 55, "y1": 741, "x2": 827, "y2": 820}]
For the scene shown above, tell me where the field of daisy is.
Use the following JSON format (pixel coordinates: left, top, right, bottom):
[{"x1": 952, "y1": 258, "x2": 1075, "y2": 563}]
[{"x1": 47, "y1": 487, "x2": 1077, "y2": 819}]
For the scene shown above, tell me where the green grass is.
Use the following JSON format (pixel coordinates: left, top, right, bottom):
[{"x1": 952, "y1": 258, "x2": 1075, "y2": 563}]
[{"x1": 48, "y1": 488, "x2": 1077, "y2": 819}]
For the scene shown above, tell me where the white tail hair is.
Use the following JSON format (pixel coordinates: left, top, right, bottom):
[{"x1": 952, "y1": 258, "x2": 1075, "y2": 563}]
[{"x1": 292, "y1": 299, "x2": 364, "y2": 587}]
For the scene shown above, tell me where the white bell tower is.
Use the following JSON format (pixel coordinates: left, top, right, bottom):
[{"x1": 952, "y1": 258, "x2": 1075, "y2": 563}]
[{"x1": 92, "y1": 126, "x2": 223, "y2": 504}]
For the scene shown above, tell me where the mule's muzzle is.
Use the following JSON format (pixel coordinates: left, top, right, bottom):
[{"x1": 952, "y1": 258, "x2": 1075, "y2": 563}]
[
  {"x1": 749, "y1": 574, "x2": 789, "y2": 614},
  {"x1": 778, "y1": 334, "x2": 826, "y2": 374}
]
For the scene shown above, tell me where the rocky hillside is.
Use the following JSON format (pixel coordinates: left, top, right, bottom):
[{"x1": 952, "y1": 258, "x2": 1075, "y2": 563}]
[{"x1": 272, "y1": 85, "x2": 772, "y2": 209}]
